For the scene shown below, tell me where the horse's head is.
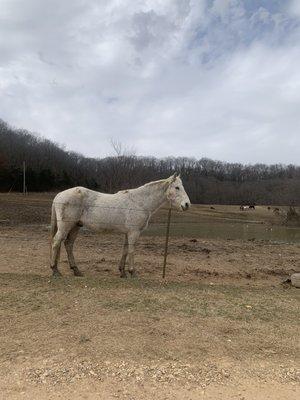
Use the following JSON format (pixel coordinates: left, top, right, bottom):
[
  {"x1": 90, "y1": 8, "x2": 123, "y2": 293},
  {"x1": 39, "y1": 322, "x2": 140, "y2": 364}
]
[{"x1": 165, "y1": 173, "x2": 191, "y2": 211}]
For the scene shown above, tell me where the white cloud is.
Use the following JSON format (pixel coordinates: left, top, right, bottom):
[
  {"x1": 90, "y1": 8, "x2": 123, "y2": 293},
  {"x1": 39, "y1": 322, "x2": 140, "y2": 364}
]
[
  {"x1": 0, "y1": 0, "x2": 300, "y2": 164},
  {"x1": 289, "y1": 0, "x2": 300, "y2": 18}
]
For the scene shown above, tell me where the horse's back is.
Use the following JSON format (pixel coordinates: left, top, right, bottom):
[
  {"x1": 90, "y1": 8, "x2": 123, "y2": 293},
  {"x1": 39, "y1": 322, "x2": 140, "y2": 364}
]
[{"x1": 53, "y1": 186, "x2": 98, "y2": 205}]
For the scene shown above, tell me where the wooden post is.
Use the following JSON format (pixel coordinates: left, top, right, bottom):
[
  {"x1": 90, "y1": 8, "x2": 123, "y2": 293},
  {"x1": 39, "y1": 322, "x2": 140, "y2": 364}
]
[
  {"x1": 162, "y1": 207, "x2": 172, "y2": 279},
  {"x1": 23, "y1": 161, "x2": 26, "y2": 195}
]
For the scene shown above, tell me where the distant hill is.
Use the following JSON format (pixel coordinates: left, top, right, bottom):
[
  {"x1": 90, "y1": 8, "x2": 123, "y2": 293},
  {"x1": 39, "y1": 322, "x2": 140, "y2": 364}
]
[{"x1": 0, "y1": 119, "x2": 299, "y2": 205}]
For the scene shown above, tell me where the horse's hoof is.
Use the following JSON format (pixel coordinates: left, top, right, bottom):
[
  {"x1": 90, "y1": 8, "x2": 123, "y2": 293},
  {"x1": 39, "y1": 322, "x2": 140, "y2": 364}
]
[
  {"x1": 52, "y1": 269, "x2": 62, "y2": 278},
  {"x1": 73, "y1": 268, "x2": 84, "y2": 277},
  {"x1": 129, "y1": 270, "x2": 137, "y2": 278}
]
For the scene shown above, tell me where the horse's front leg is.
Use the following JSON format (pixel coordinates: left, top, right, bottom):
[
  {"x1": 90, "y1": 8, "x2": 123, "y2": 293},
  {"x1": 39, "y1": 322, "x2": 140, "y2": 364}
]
[
  {"x1": 118, "y1": 234, "x2": 128, "y2": 278},
  {"x1": 127, "y1": 231, "x2": 140, "y2": 278}
]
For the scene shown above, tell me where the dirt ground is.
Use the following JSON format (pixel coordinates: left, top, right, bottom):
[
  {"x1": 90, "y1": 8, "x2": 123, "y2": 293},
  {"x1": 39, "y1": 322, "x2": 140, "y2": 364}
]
[{"x1": 0, "y1": 193, "x2": 299, "y2": 399}]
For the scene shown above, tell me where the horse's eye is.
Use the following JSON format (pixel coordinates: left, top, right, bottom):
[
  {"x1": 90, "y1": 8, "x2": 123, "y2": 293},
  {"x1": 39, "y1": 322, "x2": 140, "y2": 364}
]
[{"x1": 175, "y1": 186, "x2": 180, "y2": 190}]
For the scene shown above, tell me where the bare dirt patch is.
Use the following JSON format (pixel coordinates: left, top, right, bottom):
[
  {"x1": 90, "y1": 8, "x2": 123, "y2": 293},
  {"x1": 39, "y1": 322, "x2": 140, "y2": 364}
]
[{"x1": 0, "y1": 194, "x2": 299, "y2": 398}]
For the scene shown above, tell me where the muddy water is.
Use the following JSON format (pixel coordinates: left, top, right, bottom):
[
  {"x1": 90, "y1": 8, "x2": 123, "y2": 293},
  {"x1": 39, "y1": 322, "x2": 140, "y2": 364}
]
[{"x1": 146, "y1": 221, "x2": 300, "y2": 243}]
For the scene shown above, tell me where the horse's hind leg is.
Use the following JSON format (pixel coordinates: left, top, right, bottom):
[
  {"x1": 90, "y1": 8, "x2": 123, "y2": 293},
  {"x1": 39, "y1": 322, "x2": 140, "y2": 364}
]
[
  {"x1": 118, "y1": 234, "x2": 128, "y2": 278},
  {"x1": 65, "y1": 225, "x2": 83, "y2": 277},
  {"x1": 50, "y1": 229, "x2": 66, "y2": 277}
]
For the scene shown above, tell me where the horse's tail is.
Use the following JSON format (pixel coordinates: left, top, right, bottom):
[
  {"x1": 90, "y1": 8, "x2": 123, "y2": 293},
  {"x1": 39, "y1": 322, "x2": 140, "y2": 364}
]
[{"x1": 50, "y1": 202, "x2": 57, "y2": 240}]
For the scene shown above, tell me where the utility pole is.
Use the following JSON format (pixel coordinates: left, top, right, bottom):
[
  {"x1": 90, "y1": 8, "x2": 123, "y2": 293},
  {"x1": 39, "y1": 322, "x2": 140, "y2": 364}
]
[{"x1": 23, "y1": 161, "x2": 26, "y2": 195}]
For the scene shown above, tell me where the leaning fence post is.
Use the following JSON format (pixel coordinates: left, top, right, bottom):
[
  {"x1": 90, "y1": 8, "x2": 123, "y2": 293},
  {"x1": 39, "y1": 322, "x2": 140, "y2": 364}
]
[{"x1": 162, "y1": 207, "x2": 172, "y2": 279}]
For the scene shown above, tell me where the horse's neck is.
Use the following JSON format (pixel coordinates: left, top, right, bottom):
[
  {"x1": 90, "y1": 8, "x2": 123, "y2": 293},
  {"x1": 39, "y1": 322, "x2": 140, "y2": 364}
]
[{"x1": 132, "y1": 182, "x2": 167, "y2": 212}]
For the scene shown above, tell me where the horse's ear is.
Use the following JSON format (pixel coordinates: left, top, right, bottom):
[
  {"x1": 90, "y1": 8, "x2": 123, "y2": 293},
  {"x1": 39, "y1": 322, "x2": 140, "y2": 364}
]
[
  {"x1": 170, "y1": 172, "x2": 178, "y2": 182},
  {"x1": 163, "y1": 173, "x2": 177, "y2": 190}
]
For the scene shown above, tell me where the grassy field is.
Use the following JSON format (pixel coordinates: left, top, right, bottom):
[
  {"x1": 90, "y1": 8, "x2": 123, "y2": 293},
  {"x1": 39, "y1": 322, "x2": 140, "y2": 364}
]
[
  {"x1": 0, "y1": 192, "x2": 288, "y2": 225},
  {"x1": 1, "y1": 192, "x2": 299, "y2": 241},
  {"x1": 0, "y1": 193, "x2": 299, "y2": 399}
]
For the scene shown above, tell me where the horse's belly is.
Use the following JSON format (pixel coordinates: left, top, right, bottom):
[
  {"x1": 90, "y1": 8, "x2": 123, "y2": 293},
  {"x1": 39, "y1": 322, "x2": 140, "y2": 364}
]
[
  {"x1": 81, "y1": 212, "x2": 127, "y2": 233},
  {"x1": 84, "y1": 222, "x2": 127, "y2": 234}
]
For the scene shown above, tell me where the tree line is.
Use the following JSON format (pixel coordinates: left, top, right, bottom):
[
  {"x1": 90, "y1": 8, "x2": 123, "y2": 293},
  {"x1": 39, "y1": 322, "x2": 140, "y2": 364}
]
[{"x1": 1, "y1": 119, "x2": 300, "y2": 205}]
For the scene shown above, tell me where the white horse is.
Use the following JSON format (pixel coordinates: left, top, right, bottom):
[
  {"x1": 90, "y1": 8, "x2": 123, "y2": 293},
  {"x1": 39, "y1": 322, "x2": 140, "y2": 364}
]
[{"x1": 50, "y1": 173, "x2": 191, "y2": 278}]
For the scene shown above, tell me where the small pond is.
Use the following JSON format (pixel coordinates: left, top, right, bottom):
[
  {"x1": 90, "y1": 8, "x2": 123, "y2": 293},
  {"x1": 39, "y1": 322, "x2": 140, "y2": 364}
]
[{"x1": 145, "y1": 221, "x2": 300, "y2": 243}]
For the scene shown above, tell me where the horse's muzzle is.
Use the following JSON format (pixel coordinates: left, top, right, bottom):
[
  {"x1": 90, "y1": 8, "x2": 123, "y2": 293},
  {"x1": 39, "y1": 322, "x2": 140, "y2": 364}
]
[{"x1": 181, "y1": 202, "x2": 190, "y2": 211}]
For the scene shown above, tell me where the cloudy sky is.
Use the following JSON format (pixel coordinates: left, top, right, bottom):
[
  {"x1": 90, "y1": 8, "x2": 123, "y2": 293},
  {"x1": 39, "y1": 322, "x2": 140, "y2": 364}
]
[{"x1": 1, "y1": 0, "x2": 300, "y2": 164}]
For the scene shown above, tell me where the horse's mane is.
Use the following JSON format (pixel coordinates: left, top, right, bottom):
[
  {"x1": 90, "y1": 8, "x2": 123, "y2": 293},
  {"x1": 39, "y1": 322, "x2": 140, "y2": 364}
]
[
  {"x1": 116, "y1": 178, "x2": 169, "y2": 195},
  {"x1": 143, "y1": 178, "x2": 169, "y2": 187}
]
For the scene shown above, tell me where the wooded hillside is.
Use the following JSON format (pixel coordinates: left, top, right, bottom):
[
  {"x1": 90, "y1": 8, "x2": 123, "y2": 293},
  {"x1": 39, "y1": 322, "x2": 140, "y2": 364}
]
[{"x1": 1, "y1": 119, "x2": 299, "y2": 205}]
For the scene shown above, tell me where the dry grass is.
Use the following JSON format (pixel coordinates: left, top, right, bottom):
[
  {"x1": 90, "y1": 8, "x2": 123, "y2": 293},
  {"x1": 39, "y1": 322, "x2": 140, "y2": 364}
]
[{"x1": 0, "y1": 266, "x2": 299, "y2": 371}]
